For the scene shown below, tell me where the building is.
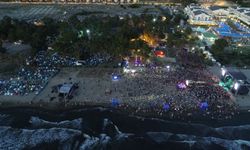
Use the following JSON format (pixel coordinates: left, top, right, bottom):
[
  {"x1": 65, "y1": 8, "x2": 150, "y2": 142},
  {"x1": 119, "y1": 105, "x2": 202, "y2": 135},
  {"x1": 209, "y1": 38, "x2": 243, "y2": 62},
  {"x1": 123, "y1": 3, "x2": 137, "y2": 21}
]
[
  {"x1": 226, "y1": 71, "x2": 249, "y2": 95},
  {"x1": 228, "y1": 7, "x2": 250, "y2": 26},
  {"x1": 220, "y1": 68, "x2": 249, "y2": 95},
  {"x1": 19, "y1": 0, "x2": 138, "y2": 3},
  {"x1": 185, "y1": 4, "x2": 217, "y2": 26},
  {"x1": 198, "y1": 31, "x2": 218, "y2": 45},
  {"x1": 198, "y1": 0, "x2": 215, "y2": 2},
  {"x1": 58, "y1": 83, "x2": 78, "y2": 99},
  {"x1": 208, "y1": 6, "x2": 229, "y2": 20}
]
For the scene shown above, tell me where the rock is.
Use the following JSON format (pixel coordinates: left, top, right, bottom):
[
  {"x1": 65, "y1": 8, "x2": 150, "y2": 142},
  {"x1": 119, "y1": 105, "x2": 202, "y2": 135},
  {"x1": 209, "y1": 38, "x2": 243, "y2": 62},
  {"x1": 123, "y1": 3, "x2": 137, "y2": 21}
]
[
  {"x1": 102, "y1": 118, "x2": 121, "y2": 138},
  {"x1": 29, "y1": 116, "x2": 83, "y2": 130},
  {"x1": 0, "y1": 126, "x2": 82, "y2": 150}
]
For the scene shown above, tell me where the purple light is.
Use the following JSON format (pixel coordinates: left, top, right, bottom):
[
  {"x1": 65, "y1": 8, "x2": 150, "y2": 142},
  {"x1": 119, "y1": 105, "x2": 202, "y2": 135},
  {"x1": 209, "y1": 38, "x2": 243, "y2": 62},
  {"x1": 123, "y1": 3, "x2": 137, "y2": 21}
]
[
  {"x1": 135, "y1": 60, "x2": 141, "y2": 65},
  {"x1": 177, "y1": 82, "x2": 187, "y2": 89}
]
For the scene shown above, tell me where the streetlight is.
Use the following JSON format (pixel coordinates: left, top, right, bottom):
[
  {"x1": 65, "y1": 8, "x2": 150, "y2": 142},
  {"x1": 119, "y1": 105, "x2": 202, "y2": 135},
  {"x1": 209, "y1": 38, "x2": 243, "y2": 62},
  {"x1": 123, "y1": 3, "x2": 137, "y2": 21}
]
[
  {"x1": 86, "y1": 29, "x2": 90, "y2": 39},
  {"x1": 221, "y1": 68, "x2": 226, "y2": 76},
  {"x1": 234, "y1": 82, "x2": 239, "y2": 90},
  {"x1": 185, "y1": 80, "x2": 189, "y2": 86},
  {"x1": 234, "y1": 82, "x2": 240, "y2": 95},
  {"x1": 86, "y1": 29, "x2": 90, "y2": 34}
]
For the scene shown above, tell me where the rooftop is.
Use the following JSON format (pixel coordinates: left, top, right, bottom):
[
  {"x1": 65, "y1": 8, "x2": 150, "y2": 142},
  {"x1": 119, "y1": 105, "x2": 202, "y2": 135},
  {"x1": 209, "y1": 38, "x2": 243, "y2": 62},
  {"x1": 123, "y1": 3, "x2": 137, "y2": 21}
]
[
  {"x1": 245, "y1": 12, "x2": 250, "y2": 16},
  {"x1": 202, "y1": 32, "x2": 217, "y2": 39},
  {"x1": 59, "y1": 84, "x2": 73, "y2": 94},
  {"x1": 193, "y1": 10, "x2": 208, "y2": 15},
  {"x1": 209, "y1": 6, "x2": 222, "y2": 11},
  {"x1": 228, "y1": 71, "x2": 247, "y2": 81}
]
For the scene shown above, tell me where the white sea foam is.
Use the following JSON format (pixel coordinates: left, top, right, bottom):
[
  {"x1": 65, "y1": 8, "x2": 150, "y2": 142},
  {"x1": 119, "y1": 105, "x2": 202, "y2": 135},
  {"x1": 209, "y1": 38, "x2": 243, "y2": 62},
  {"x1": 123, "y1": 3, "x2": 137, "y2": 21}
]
[{"x1": 29, "y1": 116, "x2": 82, "y2": 130}]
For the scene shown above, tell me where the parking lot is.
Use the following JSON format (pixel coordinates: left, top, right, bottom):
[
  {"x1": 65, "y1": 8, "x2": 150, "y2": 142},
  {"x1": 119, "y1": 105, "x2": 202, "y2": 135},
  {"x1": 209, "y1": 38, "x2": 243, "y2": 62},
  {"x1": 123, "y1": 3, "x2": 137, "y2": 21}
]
[
  {"x1": 0, "y1": 3, "x2": 159, "y2": 22},
  {"x1": 0, "y1": 4, "x2": 64, "y2": 21}
]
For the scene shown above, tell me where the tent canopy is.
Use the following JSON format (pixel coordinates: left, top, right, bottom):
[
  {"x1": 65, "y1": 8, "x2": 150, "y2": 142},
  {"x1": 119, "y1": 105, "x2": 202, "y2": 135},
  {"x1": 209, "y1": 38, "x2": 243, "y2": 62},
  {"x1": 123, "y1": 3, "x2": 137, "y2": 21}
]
[
  {"x1": 227, "y1": 71, "x2": 247, "y2": 81},
  {"x1": 59, "y1": 84, "x2": 73, "y2": 94}
]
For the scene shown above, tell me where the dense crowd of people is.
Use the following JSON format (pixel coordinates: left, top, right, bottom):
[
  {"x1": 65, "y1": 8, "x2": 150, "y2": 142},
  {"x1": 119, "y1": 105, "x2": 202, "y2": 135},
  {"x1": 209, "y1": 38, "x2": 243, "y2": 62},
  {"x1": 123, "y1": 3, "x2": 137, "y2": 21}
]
[
  {"x1": 111, "y1": 64, "x2": 238, "y2": 120},
  {"x1": 0, "y1": 51, "x2": 111, "y2": 96},
  {"x1": 0, "y1": 52, "x2": 74, "y2": 96},
  {"x1": 0, "y1": 50, "x2": 239, "y2": 120},
  {"x1": 84, "y1": 52, "x2": 112, "y2": 66}
]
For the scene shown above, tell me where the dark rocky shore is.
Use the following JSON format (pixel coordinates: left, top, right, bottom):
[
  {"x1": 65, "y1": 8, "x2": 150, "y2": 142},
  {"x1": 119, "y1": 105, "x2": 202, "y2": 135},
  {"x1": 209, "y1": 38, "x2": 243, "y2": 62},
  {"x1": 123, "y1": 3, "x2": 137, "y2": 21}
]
[{"x1": 0, "y1": 107, "x2": 250, "y2": 150}]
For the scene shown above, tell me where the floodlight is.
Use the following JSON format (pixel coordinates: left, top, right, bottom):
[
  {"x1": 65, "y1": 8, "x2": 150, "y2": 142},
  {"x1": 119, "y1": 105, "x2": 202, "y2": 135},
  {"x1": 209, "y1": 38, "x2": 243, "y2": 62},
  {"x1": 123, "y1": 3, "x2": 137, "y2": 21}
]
[
  {"x1": 221, "y1": 68, "x2": 226, "y2": 76},
  {"x1": 123, "y1": 68, "x2": 129, "y2": 73},
  {"x1": 234, "y1": 82, "x2": 240, "y2": 90},
  {"x1": 86, "y1": 29, "x2": 90, "y2": 34}
]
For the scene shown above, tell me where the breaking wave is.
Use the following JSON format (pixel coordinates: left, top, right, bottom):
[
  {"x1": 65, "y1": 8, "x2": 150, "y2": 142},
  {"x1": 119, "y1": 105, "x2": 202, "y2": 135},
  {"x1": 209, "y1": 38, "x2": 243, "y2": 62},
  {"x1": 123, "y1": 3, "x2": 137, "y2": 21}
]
[{"x1": 0, "y1": 107, "x2": 250, "y2": 150}]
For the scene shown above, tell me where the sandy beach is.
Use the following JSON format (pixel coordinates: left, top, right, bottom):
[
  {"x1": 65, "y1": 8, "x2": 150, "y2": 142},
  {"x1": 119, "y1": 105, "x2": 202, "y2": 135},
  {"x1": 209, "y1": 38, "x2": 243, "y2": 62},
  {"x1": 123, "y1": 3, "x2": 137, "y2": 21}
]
[{"x1": 0, "y1": 66, "x2": 242, "y2": 121}]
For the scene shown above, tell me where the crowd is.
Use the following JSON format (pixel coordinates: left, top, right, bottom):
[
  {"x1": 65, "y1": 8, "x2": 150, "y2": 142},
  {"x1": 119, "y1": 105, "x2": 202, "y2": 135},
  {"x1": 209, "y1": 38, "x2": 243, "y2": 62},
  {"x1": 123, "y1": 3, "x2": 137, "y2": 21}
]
[
  {"x1": 111, "y1": 65, "x2": 238, "y2": 120},
  {"x1": 0, "y1": 49, "x2": 238, "y2": 120},
  {"x1": 0, "y1": 52, "x2": 75, "y2": 96},
  {"x1": 81, "y1": 52, "x2": 112, "y2": 66},
  {"x1": 0, "y1": 51, "x2": 113, "y2": 96}
]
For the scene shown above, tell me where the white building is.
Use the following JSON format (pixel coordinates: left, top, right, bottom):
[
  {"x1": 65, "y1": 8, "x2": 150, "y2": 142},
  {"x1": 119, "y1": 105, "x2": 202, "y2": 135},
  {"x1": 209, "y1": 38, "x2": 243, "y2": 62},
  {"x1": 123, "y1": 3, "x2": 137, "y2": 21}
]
[
  {"x1": 185, "y1": 4, "x2": 217, "y2": 26},
  {"x1": 228, "y1": 7, "x2": 250, "y2": 26},
  {"x1": 208, "y1": 6, "x2": 229, "y2": 20}
]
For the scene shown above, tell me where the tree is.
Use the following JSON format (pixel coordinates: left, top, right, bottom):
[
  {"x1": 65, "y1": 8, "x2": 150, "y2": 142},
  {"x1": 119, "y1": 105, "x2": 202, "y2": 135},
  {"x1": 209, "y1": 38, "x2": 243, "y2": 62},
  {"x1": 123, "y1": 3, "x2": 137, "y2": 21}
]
[
  {"x1": 166, "y1": 34, "x2": 175, "y2": 47},
  {"x1": 173, "y1": 13, "x2": 187, "y2": 25},
  {"x1": 53, "y1": 30, "x2": 78, "y2": 56},
  {"x1": 0, "y1": 40, "x2": 6, "y2": 54},
  {"x1": 185, "y1": 27, "x2": 192, "y2": 35},
  {"x1": 211, "y1": 39, "x2": 228, "y2": 55},
  {"x1": 0, "y1": 16, "x2": 12, "y2": 39},
  {"x1": 30, "y1": 32, "x2": 46, "y2": 51},
  {"x1": 42, "y1": 17, "x2": 59, "y2": 36},
  {"x1": 8, "y1": 28, "x2": 17, "y2": 41}
]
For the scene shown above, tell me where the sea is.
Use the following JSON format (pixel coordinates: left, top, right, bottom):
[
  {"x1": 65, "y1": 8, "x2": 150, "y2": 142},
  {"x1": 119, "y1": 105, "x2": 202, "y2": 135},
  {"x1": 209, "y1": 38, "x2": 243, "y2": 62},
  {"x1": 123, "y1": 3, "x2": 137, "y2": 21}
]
[{"x1": 0, "y1": 107, "x2": 250, "y2": 150}]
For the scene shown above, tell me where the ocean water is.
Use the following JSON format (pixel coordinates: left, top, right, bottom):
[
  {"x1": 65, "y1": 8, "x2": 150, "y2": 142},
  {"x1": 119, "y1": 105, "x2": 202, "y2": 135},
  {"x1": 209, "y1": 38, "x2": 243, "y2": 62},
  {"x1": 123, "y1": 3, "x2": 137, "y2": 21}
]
[{"x1": 0, "y1": 107, "x2": 250, "y2": 150}]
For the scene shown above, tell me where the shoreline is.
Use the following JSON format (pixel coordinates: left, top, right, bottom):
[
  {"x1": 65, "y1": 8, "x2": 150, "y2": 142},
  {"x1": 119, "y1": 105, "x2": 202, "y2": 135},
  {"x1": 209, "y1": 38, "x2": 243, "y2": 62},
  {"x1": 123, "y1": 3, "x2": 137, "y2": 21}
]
[
  {"x1": 0, "y1": 99, "x2": 249, "y2": 116},
  {"x1": 0, "y1": 93, "x2": 249, "y2": 112},
  {"x1": 1, "y1": 101, "x2": 250, "y2": 128},
  {"x1": 0, "y1": 65, "x2": 247, "y2": 123}
]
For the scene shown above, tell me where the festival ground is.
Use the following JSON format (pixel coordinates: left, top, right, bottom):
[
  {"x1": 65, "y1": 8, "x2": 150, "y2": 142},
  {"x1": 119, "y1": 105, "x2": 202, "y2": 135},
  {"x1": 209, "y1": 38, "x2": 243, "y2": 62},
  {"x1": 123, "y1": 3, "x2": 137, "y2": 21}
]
[{"x1": 0, "y1": 66, "x2": 241, "y2": 121}]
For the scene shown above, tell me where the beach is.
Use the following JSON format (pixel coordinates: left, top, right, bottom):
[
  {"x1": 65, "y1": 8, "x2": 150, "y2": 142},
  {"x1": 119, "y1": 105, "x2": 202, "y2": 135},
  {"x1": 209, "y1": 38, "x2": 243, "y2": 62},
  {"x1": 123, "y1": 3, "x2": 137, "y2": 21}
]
[{"x1": 0, "y1": 66, "x2": 242, "y2": 121}]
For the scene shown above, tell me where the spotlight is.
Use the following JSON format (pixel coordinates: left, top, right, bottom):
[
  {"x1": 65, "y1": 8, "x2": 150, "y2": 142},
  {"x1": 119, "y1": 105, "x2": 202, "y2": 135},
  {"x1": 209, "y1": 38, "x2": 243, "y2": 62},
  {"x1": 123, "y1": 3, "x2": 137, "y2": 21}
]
[
  {"x1": 234, "y1": 82, "x2": 240, "y2": 90},
  {"x1": 221, "y1": 68, "x2": 226, "y2": 76}
]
